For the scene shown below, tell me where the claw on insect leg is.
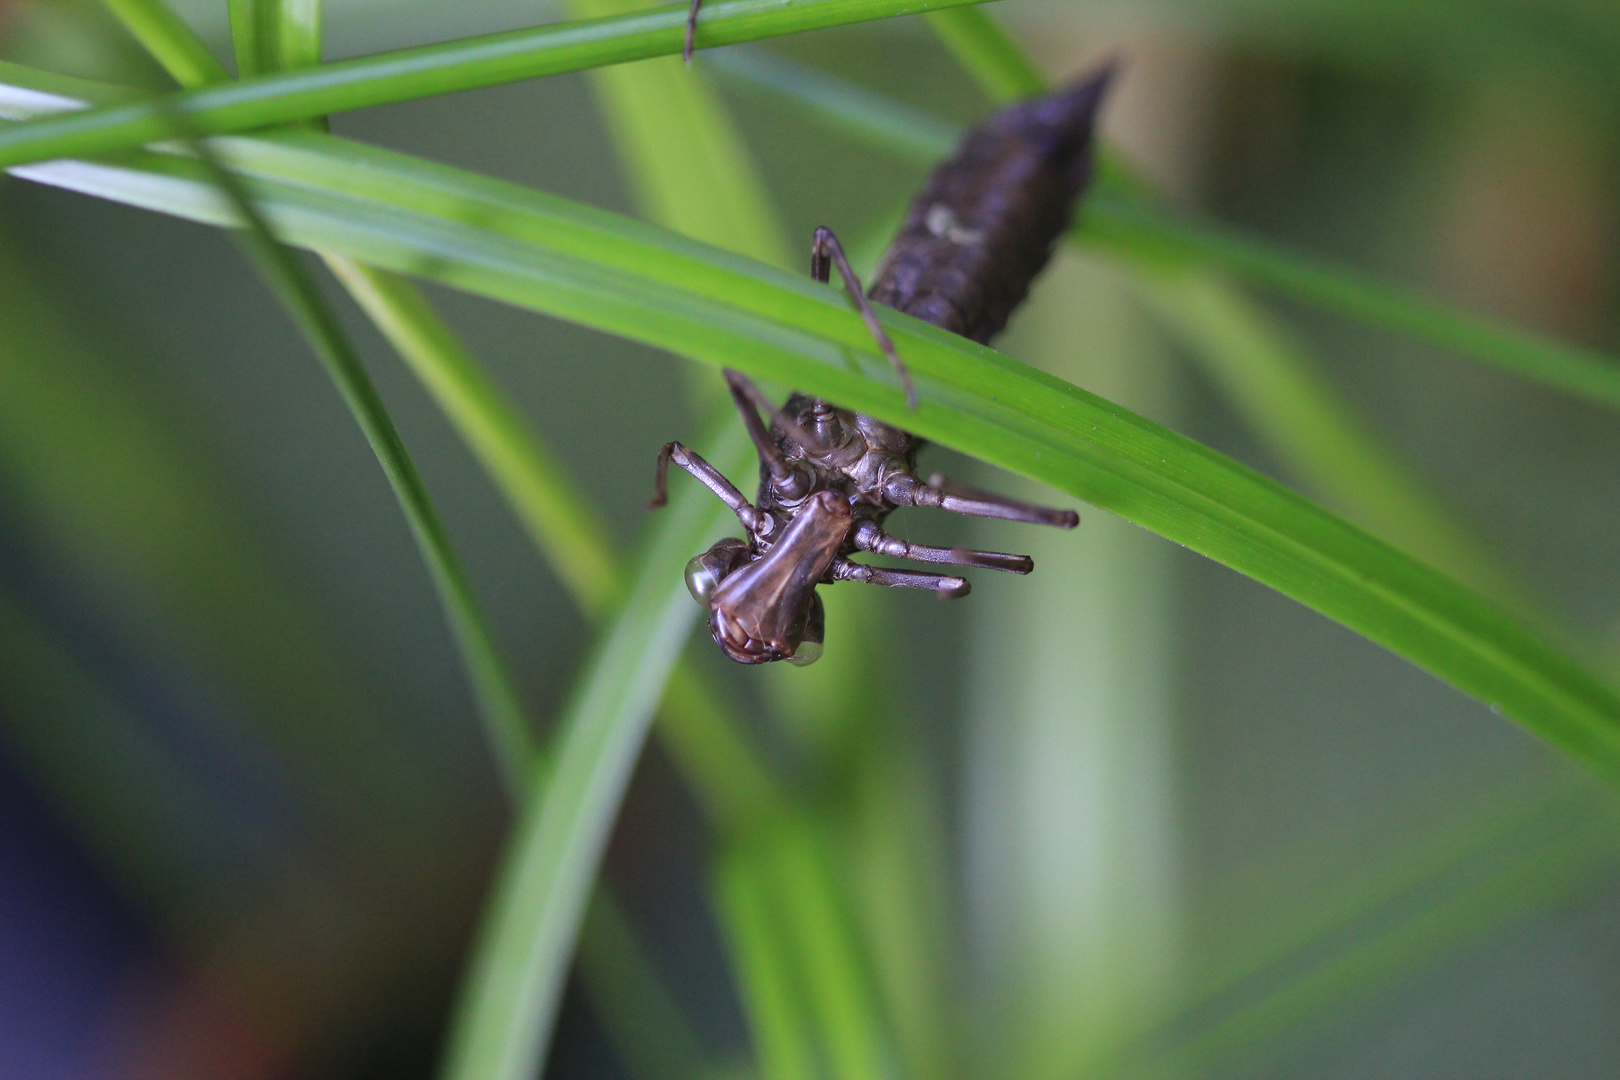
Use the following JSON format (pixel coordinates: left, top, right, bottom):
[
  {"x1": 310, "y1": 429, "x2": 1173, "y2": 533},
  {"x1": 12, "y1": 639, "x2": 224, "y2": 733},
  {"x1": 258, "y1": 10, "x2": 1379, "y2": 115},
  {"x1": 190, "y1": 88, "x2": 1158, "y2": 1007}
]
[{"x1": 684, "y1": 0, "x2": 702, "y2": 62}]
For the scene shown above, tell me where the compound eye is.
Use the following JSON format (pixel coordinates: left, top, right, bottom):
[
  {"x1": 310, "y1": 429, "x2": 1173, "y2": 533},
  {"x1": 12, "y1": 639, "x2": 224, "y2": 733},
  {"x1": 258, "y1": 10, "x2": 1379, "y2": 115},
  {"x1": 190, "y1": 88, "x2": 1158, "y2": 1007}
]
[{"x1": 685, "y1": 555, "x2": 725, "y2": 606}]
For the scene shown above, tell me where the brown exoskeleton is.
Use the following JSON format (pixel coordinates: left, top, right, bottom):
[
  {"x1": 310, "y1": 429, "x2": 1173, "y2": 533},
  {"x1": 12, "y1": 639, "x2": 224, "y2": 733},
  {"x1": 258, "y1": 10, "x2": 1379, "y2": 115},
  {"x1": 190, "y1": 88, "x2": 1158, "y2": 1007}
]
[{"x1": 651, "y1": 67, "x2": 1114, "y2": 665}]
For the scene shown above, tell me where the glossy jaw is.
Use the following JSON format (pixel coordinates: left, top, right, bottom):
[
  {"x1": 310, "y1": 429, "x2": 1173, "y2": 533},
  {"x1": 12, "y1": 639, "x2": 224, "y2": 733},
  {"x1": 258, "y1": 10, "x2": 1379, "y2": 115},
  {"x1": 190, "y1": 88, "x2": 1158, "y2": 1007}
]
[{"x1": 703, "y1": 490, "x2": 848, "y2": 665}]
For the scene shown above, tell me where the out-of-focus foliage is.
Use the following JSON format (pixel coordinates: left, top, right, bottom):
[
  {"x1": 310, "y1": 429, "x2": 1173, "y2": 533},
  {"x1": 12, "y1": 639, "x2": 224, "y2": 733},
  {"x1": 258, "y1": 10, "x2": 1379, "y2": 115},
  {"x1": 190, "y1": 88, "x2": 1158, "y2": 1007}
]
[{"x1": 2, "y1": 2, "x2": 1620, "y2": 1079}]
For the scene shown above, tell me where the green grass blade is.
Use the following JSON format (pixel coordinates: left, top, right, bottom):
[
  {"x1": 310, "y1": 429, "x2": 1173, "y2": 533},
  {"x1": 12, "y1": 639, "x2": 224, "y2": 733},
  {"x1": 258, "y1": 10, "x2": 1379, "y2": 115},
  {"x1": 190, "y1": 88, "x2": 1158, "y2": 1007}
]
[
  {"x1": 1138, "y1": 783, "x2": 1620, "y2": 1078},
  {"x1": 126, "y1": 0, "x2": 538, "y2": 793},
  {"x1": 706, "y1": 46, "x2": 956, "y2": 164},
  {"x1": 770, "y1": 821, "x2": 890, "y2": 1080},
  {"x1": 567, "y1": 0, "x2": 790, "y2": 268},
  {"x1": 702, "y1": 49, "x2": 1520, "y2": 601},
  {"x1": 228, "y1": 0, "x2": 321, "y2": 75},
  {"x1": 1126, "y1": 265, "x2": 1528, "y2": 610},
  {"x1": 184, "y1": 134, "x2": 536, "y2": 792},
  {"x1": 847, "y1": 733, "x2": 956, "y2": 1080},
  {"x1": 0, "y1": 0, "x2": 993, "y2": 170},
  {"x1": 323, "y1": 254, "x2": 781, "y2": 829},
  {"x1": 227, "y1": 0, "x2": 262, "y2": 76},
  {"x1": 97, "y1": 0, "x2": 228, "y2": 87},
  {"x1": 439, "y1": 420, "x2": 753, "y2": 1080},
  {"x1": 0, "y1": 62, "x2": 137, "y2": 112},
  {"x1": 659, "y1": 665, "x2": 782, "y2": 827},
  {"x1": 577, "y1": 889, "x2": 711, "y2": 1080},
  {"x1": 715, "y1": 845, "x2": 820, "y2": 1080},
  {"x1": 326, "y1": 257, "x2": 620, "y2": 615},
  {"x1": 922, "y1": 6, "x2": 1043, "y2": 103},
  {"x1": 176, "y1": 25, "x2": 735, "y2": 1069},
  {"x1": 3, "y1": 57, "x2": 726, "y2": 1079},
  {"x1": 328, "y1": 255, "x2": 768, "y2": 1080},
  {"x1": 572, "y1": 36, "x2": 902, "y2": 1080},
  {"x1": 10, "y1": 123, "x2": 1620, "y2": 783},
  {"x1": 277, "y1": 0, "x2": 323, "y2": 70},
  {"x1": 1080, "y1": 190, "x2": 1620, "y2": 415},
  {"x1": 719, "y1": 35, "x2": 1620, "y2": 424}
]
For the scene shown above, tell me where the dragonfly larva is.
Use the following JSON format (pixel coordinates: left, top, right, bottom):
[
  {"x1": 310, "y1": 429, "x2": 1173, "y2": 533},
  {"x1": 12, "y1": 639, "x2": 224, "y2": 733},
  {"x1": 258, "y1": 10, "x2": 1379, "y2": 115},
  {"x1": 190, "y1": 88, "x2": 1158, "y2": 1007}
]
[{"x1": 651, "y1": 65, "x2": 1114, "y2": 665}]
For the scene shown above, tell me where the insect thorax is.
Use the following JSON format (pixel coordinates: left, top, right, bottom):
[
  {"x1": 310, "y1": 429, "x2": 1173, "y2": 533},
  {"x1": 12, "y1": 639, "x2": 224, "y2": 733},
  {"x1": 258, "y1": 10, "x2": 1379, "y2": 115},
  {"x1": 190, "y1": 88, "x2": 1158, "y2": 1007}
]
[{"x1": 752, "y1": 394, "x2": 920, "y2": 542}]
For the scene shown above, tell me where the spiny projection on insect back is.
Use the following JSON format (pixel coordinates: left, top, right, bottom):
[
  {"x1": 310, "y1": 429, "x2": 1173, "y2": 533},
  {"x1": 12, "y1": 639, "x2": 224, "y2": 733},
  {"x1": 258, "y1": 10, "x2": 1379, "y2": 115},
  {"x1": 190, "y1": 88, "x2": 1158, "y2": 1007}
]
[{"x1": 651, "y1": 66, "x2": 1115, "y2": 666}]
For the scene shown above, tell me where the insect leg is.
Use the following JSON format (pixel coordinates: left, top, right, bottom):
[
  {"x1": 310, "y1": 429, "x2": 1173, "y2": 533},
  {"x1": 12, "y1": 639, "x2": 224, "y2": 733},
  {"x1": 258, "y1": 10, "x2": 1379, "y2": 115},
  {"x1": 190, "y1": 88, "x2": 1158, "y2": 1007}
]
[
  {"x1": 684, "y1": 0, "x2": 702, "y2": 62},
  {"x1": 811, "y1": 225, "x2": 918, "y2": 410},
  {"x1": 832, "y1": 558, "x2": 971, "y2": 598},
  {"x1": 650, "y1": 441, "x2": 759, "y2": 529},
  {"x1": 850, "y1": 518, "x2": 1032, "y2": 574},
  {"x1": 722, "y1": 370, "x2": 817, "y2": 495},
  {"x1": 884, "y1": 471, "x2": 1079, "y2": 528},
  {"x1": 724, "y1": 369, "x2": 830, "y2": 454}
]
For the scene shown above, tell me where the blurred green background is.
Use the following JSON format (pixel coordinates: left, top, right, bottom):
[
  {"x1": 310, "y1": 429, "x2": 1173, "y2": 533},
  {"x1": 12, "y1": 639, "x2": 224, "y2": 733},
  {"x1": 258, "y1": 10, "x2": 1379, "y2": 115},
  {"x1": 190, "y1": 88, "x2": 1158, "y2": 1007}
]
[{"x1": 2, "y1": 0, "x2": 1620, "y2": 1078}]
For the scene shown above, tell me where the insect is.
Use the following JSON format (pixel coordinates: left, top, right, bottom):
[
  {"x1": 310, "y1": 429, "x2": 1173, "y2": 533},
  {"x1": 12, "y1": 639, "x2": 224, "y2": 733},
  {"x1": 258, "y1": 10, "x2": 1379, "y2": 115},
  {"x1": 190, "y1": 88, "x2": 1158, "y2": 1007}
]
[{"x1": 651, "y1": 66, "x2": 1115, "y2": 665}]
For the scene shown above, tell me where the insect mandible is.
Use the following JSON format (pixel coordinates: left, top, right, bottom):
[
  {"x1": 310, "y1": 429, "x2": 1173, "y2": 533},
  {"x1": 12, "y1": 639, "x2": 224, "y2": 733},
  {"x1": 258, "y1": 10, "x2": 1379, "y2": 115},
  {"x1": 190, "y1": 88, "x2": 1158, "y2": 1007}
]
[{"x1": 650, "y1": 66, "x2": 1115, "y2": 665}]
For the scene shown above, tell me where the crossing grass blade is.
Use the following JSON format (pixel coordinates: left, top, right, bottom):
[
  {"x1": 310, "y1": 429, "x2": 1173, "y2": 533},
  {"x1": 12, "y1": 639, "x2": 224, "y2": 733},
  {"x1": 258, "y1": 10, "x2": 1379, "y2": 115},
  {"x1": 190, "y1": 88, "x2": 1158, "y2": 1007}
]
[
  {"x1": 766, "y1": 819, "x2": 892, "y2": 1080},
  {"x1": 1139, "y1": 784, "x2": 1620, "y2": 1078},
  {"x1": 1125, "y1": 266, "x2": 1529, "y2": 610},
  {"x1": 83, "y1": 16, "x2": 771, "y2": 1070},
  {"x1": 106, "y1": 0, "x2": 541, "y2": 792},
  {"x1": 99, "y1": 0, "x2": 229, "y2": 87},
  {"x1": 439, "y1": 419, "x2": 754, "y2": 1080},
  {"x1": 228, "y1": 0, "x2": 322, "y2": 76},
  {"x1": 325, "y1": 258, "x2": 620, "y2": 614},
  {"x1": 566, "y1": 0, "x2": 790, "y2": 270},
  {"x1": 1079, "y1": 189, "x2": 1620, "y2": 415},
  {"x1": 922, "y1": 7, "x2": 1044, "y2": 102},
  {"x1": 572, "y1": 28, "x2": 910, "y2": 1080},
  {"x1": 176, "y1": 131, "x2": 539, "y2": 794},
  {"x1": 0, "y1": 0, "x2": 995, "y2": 171},
  {"x1": 331, "y1": 256, "x2": 781, "y2": 826},
  {"x1": 715, "y1": 844, "x2": 821, "y2": 1080},
  {"x1": 104, "y1": 0, "x2": 534, "y2": 792},
  {"x1": 7, "y1": 113, "x2": 1620, "y2": 783}
]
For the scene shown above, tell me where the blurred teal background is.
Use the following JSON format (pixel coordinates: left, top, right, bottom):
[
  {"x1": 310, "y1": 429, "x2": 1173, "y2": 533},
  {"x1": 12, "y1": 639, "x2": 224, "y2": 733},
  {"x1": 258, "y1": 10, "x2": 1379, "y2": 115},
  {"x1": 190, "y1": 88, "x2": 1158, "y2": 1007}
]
[{"x1": 2, "y1": 1, "x2": 1620, "y2": 1077}]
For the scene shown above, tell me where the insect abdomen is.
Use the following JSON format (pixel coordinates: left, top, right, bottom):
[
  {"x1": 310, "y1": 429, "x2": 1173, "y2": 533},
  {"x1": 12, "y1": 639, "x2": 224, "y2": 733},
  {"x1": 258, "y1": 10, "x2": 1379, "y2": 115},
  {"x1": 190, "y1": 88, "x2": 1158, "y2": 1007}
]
[{"x1": 867, "y1": 66, "x2": 1114, "y2": 344}]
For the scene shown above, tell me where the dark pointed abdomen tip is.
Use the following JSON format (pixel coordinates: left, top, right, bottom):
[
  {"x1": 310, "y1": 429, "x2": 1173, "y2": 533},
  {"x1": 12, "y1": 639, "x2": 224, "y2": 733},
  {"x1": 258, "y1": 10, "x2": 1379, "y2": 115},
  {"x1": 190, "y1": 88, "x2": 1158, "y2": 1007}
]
[{"x1": 1025, "y1": 57, "x2": 1120, "y2": 134}]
